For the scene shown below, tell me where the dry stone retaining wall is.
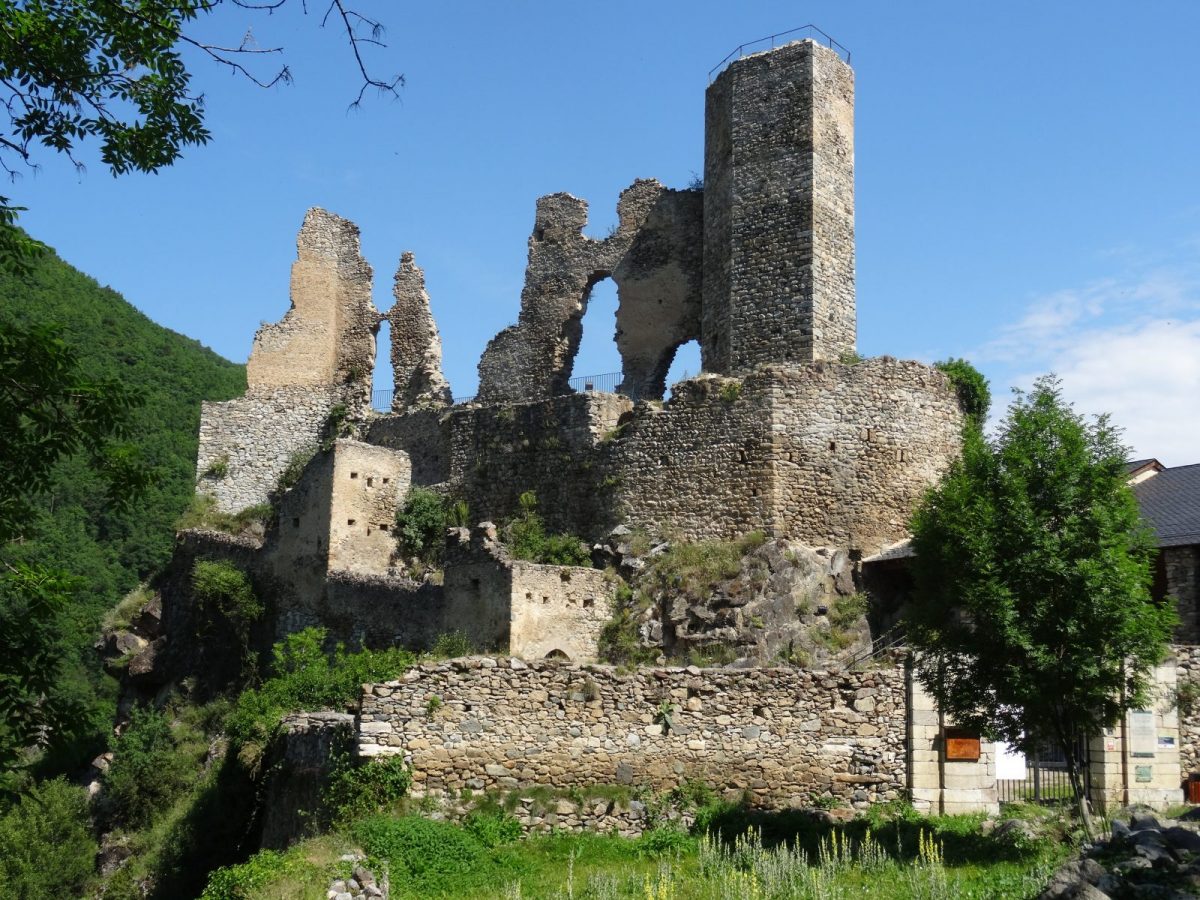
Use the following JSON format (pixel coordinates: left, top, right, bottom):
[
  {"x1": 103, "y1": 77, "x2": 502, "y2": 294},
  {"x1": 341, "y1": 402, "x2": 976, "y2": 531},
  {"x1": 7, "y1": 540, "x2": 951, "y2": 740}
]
[
  {"x1": 1178, "y1": 645, "x2": 1200, "y2": 781},
  {"x1": 358, "y1": 659, "x2": 908, "y2": 809}
]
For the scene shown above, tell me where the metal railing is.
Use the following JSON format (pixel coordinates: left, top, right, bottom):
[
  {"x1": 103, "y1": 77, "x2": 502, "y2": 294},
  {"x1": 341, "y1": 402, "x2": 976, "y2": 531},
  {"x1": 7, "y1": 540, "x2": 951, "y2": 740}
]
[
  {"x1": 998, "y1": 764, "x2": 1075, "y2": 805},
  {"x1": 708, "y1": 25, "x2": 851, "y2": 82},
  {"x1": 371, "y1": 370, "x2": 627, "y2": 412}
]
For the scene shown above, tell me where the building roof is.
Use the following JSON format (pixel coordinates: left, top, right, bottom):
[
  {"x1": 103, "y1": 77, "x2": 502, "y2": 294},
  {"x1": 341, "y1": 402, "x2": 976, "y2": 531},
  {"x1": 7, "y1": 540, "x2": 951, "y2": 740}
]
[{"x1": 1132, "y1": 463, "x2": 1200, "y2": 548}]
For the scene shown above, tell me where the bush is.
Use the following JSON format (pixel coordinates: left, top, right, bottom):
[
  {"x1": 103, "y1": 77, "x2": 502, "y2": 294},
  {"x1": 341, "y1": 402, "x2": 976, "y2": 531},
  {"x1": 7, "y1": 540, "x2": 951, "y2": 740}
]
[
  {"x1": 504, "y1": 491, "x2": 590, "y2": 566},
  {"x1": 431, "y1": 630, "x2": 473, "y2": 658},
  {"x1": 934, "y1": 358, "x2": 991, "y2": 428},
  {"x1": 325, "y1": 754, "x2": 412, "y2": 824},
  {"x1": 354, "y1": 815, "x2": 486, "y2": 879},
  {"x1": 463, "y1": 809, "x2": 522, "y2": 848},
  {"x1": 177, "y1": 493, "x2": 272, "y2": 534},
  {"x1": 192, "y1": 560, "x2": 261, "y2": 633},
  {"x1": 103, "y1": 706, "x2": 195, "y2": 828},
  {"x1": 396, "y1": 486, "x2": 450, "y2": 564},
  {"x1": 637, "y1": 825, "x2": 696, "y2": 858},
  {"x1": 0, "y1": 778, "x2": 97, "y2": 897},
  {"x1": 199, "y1": 848, "x2": 315, "y2": 900},
  {"x1": 276, "y1": 447, "x2": 316, "y2": 493},
  {"x1": 225, "y1": 627, "x2": 414, "y2": 751}
]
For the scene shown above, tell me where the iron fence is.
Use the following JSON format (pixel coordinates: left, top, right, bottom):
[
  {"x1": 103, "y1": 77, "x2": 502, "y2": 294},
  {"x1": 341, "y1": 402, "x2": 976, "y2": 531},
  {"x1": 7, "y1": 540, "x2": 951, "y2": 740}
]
[
  {"x1": 708, "y1": 25, "x2": 851, "y2": 82},
  {"x1": 997, "y1": 743, "x2": 1088, "y2": 806}
]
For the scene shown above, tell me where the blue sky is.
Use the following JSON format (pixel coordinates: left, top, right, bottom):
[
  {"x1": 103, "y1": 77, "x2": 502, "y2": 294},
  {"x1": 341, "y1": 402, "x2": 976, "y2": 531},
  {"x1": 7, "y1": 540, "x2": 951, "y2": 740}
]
[{"x1": 13, "y1": 1, "x2": 1200, "y2": 464}]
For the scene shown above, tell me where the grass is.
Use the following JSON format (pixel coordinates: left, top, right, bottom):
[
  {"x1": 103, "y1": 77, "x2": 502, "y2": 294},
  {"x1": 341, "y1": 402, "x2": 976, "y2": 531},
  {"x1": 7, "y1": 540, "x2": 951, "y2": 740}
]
[
  {"x1": 176, "y1": 493, "x2": 272, "y2": 535},
  {"x1": 226, "y1": 806, "x2": 1074, "y2": 900}
]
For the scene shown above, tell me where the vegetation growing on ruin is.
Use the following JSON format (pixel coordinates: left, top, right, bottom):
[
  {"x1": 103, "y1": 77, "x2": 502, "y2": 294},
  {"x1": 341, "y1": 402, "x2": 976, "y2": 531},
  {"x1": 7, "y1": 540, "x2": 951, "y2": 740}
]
[
  {"x1": 176, "y1": 493, "x2": 273, "y2": 535},
  {"x1": 934, "y1": 358, "x2": 991, "y2": 428},
  {"x1": 395, "y1": 486, "x2": 454, "y2": 565},
  {"x1": 504, "y1": 491, "x2": 592, "y2": 566}
]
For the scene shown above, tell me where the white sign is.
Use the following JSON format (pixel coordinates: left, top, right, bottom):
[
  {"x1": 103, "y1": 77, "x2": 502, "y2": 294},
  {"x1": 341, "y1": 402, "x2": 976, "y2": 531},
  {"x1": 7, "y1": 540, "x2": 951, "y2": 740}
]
[
  {"x1": 1130, "y1": 710, "x2": 1156, "y2": 758},
  {"x1": 995, "y1": 741, "x2": 1027, "y2": 780}
]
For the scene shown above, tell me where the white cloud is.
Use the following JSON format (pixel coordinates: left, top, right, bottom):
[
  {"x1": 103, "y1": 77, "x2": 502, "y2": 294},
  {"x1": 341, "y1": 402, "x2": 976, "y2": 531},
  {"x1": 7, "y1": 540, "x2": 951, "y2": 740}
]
[{"x1": 979, "y1": 262, "x2": 1200, "y2": 467}]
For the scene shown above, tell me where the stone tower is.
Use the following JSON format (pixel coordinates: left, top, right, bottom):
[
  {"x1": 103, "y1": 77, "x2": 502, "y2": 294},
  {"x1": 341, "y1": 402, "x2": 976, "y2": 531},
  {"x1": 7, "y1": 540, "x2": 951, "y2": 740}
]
[{"x1": 701, "y1": 40, "x2": 856, "y2": 374}]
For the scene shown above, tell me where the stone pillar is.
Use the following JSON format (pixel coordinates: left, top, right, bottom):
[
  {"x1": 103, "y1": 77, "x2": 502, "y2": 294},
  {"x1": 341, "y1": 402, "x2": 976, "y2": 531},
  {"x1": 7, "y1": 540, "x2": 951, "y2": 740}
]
[
  {"x1": 702, "y1": 39, "x2": 856, "y2": 374},
  {"x1": 1088, "y1": 659, "x2": 1184, "y2": 812},
  {"x1": 907, "y1": 670, "x2": 999, "y2": 815}
]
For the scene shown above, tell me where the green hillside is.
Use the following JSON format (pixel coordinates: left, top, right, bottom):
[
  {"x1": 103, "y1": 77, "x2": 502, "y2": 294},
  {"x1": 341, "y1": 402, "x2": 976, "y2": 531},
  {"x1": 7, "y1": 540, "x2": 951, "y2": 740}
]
[{"x1": 0, "y1": 245, "x2": 246, "y2": 770}]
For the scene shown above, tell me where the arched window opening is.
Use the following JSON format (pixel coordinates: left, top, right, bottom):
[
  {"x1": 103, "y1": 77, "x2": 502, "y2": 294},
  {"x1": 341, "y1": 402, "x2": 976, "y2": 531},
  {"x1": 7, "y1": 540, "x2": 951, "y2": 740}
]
[
  {"x1": 664, "y1": 339, "x2": 701, "y2": 401},
  {"x1": 372, "y1": 318, "x2": 393, "y2": 412},
  {"x1": 544, "y1": 648, "x2": 571, "y2": 661},
  {"x1": 568, "y1": 277, "x2": 621, "y2": 393}
]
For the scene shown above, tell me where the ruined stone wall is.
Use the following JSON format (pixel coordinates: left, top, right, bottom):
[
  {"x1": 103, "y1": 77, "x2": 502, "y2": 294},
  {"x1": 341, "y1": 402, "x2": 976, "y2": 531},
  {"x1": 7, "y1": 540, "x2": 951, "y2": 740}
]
[
  {"x1": 702, "y1": 40, "x2": 855, "y2": 374},
  {"x1": 365, "y1": 410, "x2": 451, "y2": 487},
  {"x1": 447, "y1": 392, "x2": 631, "y2": 539},
  {"x1": 1165, "y1": 545, "x2": 1200, "y2": 644},
  {"x1": 767, "y1": 359, "x2": 962, "y2": 554},
  {"x1": 476, "y1": 180, "x2": 702, "y2": 405},
  {"x1": 386, "y1": 252, "x2": 452, "y2": 413},
  {"x1": 260, "y1": 711, "x2": 355, "y2": 850},
  {"x1": 328, "y1": 441, "x2": 410, "y2": 577},
  {"x1": 1177, "y1": 645, "x2": 1200, "y2": 781},
  {"x1": 246, "y1": 208, "x2": 378, "y2": 399},
  {"x1": 605, "y1": 360, "x2": 962, "y2": 550},
  {"x1": 606, "y1": 375, "x2": 774, "y2": 542},
  {"x1": 358, "y1": 659, "x2": 908, "y2": 809},
  {"x1": 196, "y1": 386, "x2": 342, "y2": 512}
]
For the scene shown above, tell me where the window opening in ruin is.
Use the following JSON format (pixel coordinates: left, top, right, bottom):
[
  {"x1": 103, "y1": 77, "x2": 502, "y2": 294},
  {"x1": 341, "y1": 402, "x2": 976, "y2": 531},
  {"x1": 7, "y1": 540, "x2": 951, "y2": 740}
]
[
  {"x1": 545, "y1": 649, "x2": 571, "y2": 661},
  {"x1": 583, "y1": 597, "x2": 594, "y2": 608},
  {"x1": 379, "y1": 523, "x2": 389, "y2": 532},
  {"x1": 382, "y1": 477, "x2": 390, "y2": 485},
  {"x1": 347, "y1": 519, "x2": 356, "y2": 526},
  {"x1": 568, "y1": 277, "x2": 622, "y2": 390},
  {"x1": 292, "y1": 518, "x2": 300, "y2": 528},
  {"x1": 367, "y1": 477, "x2": 374, "y2": 487},
  {"x1": 664, "y1": 339, "x2": 701, "y2": 401},
  {"x1": 351, "y1": 472, "x2": 358, "y2": 479},
  {"x1": 559, "y1": 570, "x2": 571, "y2": 582},
  {"x1": 371, "y1": 318, "x2": 394, "y2": 412}
]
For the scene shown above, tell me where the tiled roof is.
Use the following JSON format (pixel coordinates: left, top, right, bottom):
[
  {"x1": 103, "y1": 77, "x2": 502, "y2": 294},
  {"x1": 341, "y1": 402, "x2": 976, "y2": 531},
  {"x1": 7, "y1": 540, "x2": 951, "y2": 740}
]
[{"x1": 1132, "y1": 463, "x2": 1200, "y2": 548}]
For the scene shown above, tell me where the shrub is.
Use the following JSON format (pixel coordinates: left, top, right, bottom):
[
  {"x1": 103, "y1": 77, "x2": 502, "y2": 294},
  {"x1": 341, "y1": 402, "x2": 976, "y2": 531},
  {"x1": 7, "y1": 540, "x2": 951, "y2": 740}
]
[
  {"x1": 934, "y1": 358, "x2": 991, "y2": 428},
  {"x1": 276, "y1": 447, "x2": 316, "y2": 493},
  {"x1": 396, "y1": 486, "x2": 450, "y2": 564},
  {"x1": 0, "y1": 778, "x2": 97, "y2": 897},
  {"x1": 203, "y1": 453, "x2": 230, "y2": 479},
  {"x1": 225, "y1": 627, "x2": 414, "y2": 751},
  {"x1": 463, "y1": 809, "x2": 522, "y2": 847},
  {"x1": 192, "y1": 560, "x2": 262, "y2": 669},
  {"x1": 503, "y1": 491, "x2": 590, "y2": 566},
  {"x1": 353, "y1": 815, "x2": 486, "y2": 879},
  {"x1": 199, "y1": 848, "x2": 316, "y2": 900},
  {"x1": 718, "y1": 380, "x2": 741, "y2": 402},
  {"x1": 103, "y1": 706, "x2": 195, "y2": 828},
  {"x1": 431, "y1": 631, "x2": 473, "y2": 658},
  {"x1": 637, "y1": 825, "x2": 696, "y2": 858},
  {"x1": 177, "y1": 494, "x2": 272, "y2": 534},
  {"x1": 325, "y1": 753, "x2": 412, "y2": 824}
]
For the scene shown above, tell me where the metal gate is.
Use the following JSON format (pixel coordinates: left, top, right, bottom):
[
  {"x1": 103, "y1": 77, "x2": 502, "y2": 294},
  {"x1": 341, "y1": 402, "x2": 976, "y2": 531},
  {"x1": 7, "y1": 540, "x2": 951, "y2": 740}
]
[{"x1": 997, "y1": 739, "x2": 1090, "y2": 805}]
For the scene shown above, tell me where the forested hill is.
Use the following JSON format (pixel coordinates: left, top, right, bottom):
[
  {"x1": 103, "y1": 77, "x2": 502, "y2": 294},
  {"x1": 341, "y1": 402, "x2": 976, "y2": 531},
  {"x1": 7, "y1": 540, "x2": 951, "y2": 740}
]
[{"x1": 0, "y1": 243, "x2": 246, "y2": 768}]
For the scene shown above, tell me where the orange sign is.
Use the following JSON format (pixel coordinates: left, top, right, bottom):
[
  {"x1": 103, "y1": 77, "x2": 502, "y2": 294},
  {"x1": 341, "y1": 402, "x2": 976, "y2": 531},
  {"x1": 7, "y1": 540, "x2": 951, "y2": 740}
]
[{"x1": 944, "y1": 728, "x2": 981, "y2": 762}]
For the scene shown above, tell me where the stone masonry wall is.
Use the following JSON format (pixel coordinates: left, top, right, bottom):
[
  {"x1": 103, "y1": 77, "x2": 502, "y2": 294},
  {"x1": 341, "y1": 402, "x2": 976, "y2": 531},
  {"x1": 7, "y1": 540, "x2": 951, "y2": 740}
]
[
  {"x1": 1177, "y1": 645, "x2": 1200, "y2": 781},
  {"x1": 386, "y1": 252, "x2": 452, "y2": 413},
  {"x1": 366, "y1": 409, "x2": 450, "y2": 487},
  {"x1": 703, "y1": 40, "x2": 855, "y2": 375},
  {"x1": 358, "y1": 659, "x2": 908, "y2": 809},
  {"x1": 196, "y1": 386, "x2": 342, "y2": 512},
  {"x1": 767, "y1": 358, "x2": 963, "y2": 554},
  {"x1": 328, "y1": 441, "x2": 411, "y2": 577},
  {"x1": 1166, "y1": 545, "x2": 1200, "y2": 644},
  {"x1": 448, "y1": 392, "x2": 631, "y2": 540}
]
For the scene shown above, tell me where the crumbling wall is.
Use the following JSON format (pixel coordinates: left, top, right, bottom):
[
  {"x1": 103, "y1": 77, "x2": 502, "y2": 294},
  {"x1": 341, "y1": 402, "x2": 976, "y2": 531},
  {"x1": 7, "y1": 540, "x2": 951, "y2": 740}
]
[
  {"x1": 476, "y1": 180, "x2": 702, "y2": 405},
  {"x1": 441, "y1": 525, "x2": 615, "y2": 662},
  {"x1": 386, "y1": 252, "x2": 452, "y2": 413},
  {"x1": 197, "y1": 209, "x2": 380, "y2": 512},
  {"x1": 767, "y1": 359, "x2": 962, "y2": 554},
  {"x1": 328, "y1": 441, "x2": 411, "y2": 577},
  {"x1": 358, "y1": 660, "x2": 908, "y2": 809},
  {"x1": 702, "y1": 40, "x2": 855, "y2": 374},
  {"x1": 365, "y1": 410, "x2": 451, "y2": 487},
  {"x1": 245, "y1": 208, "x2": 378, "y2": 400},
  {"x1": 196, "y1": 386, "x2": 342, "y2": 512},
  {"x1": 260, "y1": 711, "x2": 355, "y2": 849},
  {"x1": 1177, "y1": 645, "x2": 1200, "y2": 781},
  {"x1": 447, "y1": 392, "x2": 630, "y2": 539}
]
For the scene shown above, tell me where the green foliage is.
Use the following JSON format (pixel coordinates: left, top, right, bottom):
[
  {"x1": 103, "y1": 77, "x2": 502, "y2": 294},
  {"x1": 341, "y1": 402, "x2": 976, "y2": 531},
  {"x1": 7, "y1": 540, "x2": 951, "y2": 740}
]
[
  {"x1": 0, "y1": 777, "x2": 97, "y2": 897},
  {"x1": 426, "y1": 694, "x2": 443, "y2": 717},
  {"x1": 0, "y1": 251, "x2": 244, "y2": 778},
  {"x1": 503, "y1": 491, "x2": 591, "y2": 566},
  {"x1": 396, "y1": 486, "x2": 451, "y2": 564},
  {"x1": 838, "y1": 350, "x2": 865, "y2": 365},
  {"x1": 103, "y1": 705, "x2": 195, "y2": 829},
  {"x1": 654, "y1": 699, "x2": 676, "y2": 732},
  {"x1": 718, "y1": 380, "x2": 741, "y2": 403},
  {"x1": 907, "y1": 375, "x2": 1173, "y2": 825},
  {"x1": 462, "y1": 809, "x2": 522, "y2": 848},
  {"x1": 636, "y1": 826, "x2": 695, "y2": 858},
  {"x1": 354, "y1": 814, "x2": 486, "y2": 881},
  {"x1": 1173, "y1": 675, "x2": 1200, "y2": 717},
  {"x1": 934, "y1": 358, "x2": 991, "y2": 428},
  {"x1": 199, "y1": 848, "x2": 310, "y2": 900},
  {"x1": 325, "y1": 753, "x2": 412, "y2": 825},
  {"x1": 176, "y1": 493, "x2": 271, "y2": 534},
  {"x1": 276, "y1": 447, "x2": 316, "y2": 494},
  {"x1": 192, "y1": 559, "x2": 262, "y2": 665},
  {"x1": 225, "y1": 627, "x2": 414, "y2": 751},
  {"x1": 431, "y1": 631, "x2": 473, "y2": 658},
  {"x1": 203, "y1": 454, "x2": 230, "y2": 479}
]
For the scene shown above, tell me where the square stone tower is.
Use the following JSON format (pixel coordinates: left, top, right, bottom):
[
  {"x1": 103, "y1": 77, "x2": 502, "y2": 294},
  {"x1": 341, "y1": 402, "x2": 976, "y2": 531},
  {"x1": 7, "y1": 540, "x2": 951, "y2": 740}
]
[{"x1": 702, "y1": 40, "x2": 856, "y2": 373}]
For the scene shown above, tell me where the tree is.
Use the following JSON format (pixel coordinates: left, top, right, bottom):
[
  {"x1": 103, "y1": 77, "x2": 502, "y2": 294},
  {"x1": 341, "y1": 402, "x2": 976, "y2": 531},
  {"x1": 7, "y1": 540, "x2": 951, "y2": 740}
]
[
  {"x1": 0, "y1": 320, "x2": 152, "y2": 786},
  {"x1": 905, "y1": 375, "x2": 1175, "y2": 836},
  {"x1": 0, "y1": 0, "x2": 403, "y2": 271}
]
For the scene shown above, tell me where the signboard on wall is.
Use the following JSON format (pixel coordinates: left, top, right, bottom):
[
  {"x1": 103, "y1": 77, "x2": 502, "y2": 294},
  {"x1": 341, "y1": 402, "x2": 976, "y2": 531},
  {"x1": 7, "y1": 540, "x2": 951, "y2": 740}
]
[
  {"x1": 1130, "y1": 710, "x2": 1157, "y2": 759},
  {"x1": 944, "y1": 728, "x2": 981, "y2": 762}
]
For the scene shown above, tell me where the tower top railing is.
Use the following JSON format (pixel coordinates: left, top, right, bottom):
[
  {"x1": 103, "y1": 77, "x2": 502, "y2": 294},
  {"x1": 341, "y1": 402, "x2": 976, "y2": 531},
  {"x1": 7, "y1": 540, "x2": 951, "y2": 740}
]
[{"x1": 708, "y1": 25, "x2": 851, "y2": 83}]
